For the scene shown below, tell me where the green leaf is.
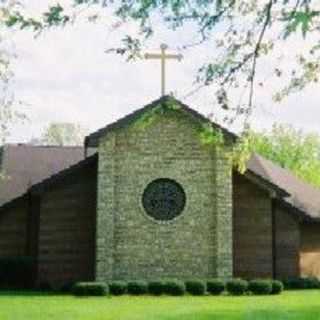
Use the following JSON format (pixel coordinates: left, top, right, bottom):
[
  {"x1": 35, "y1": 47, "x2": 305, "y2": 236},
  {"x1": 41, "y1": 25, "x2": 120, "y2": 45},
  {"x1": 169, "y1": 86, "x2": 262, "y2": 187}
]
[{"x1": 283, "y1": 9, "x2": 320, "y2": 39}]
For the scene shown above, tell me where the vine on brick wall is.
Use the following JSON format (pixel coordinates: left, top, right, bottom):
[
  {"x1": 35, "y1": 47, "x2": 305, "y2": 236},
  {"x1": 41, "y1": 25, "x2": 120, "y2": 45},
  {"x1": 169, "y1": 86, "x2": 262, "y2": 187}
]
[{"x1": 132, "y1": 98, "x2": 251, "y2": 173}]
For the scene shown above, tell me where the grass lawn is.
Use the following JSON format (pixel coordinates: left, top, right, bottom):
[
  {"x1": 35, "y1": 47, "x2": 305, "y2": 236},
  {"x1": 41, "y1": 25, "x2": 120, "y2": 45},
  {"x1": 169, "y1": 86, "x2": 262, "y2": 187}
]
[{"x1": 0, "y1": 290, "x2": 320, "y2": 320}]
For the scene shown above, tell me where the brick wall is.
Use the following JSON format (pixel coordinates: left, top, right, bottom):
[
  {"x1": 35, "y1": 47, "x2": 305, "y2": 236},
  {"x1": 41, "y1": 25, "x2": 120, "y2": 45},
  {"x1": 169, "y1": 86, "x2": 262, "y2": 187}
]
[
  {"x1": 233, "y1": 172, "x2": 273, "y2": 278},
  {"x1": 96, "y1": 109, "x2": 233, "y2": 281},
  {"x1": 274, "y1": 204, "x2": 300, "y2": 279},
  {"x1": 37, "y1": 161, "x2": 97, "y2": 288},
  {"x1": 0, "y1": 199, "x2": 28, "y2": 257},
  {"x1": 300, "y1": 223, "x2": 320, "y2": 278}
]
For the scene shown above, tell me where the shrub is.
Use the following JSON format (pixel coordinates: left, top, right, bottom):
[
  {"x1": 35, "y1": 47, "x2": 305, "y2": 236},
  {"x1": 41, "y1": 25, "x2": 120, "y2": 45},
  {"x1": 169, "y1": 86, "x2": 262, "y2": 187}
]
[
  {"x1": 207, "y1": 279, "x2": 225, "y2": 295},
  {"x1": 0, "y1": 257, "x2": 35, "y2": 289},
  {"x1": 127, "y1": 281, "x2": 148, "y2": 295},
  {"x1": 248, "y1": 280, "x2": 272, "y2": 295},
  {"x1": 109, "y1": 281, "x2": 127, "y2": 295},
  {"x1": 72, "y1": 282, "x2": 108, "y2": 296},
  {"x1": 59, "y1": 281, "x2": 75, "y2": 293},
  {"x1": 283, "y1": 277, "x2": 320, "y2": 290},
  {"x1": 271, "y1": 280, "x2": 284, "y2": 295},
  {"x1": 163, "y1": 280, "x2": 186, "y2": 296},
  {"x1": 148, "y1": 280, "x2": 165, "y2": 295},
  {"x1": 38, "y1": 281, "x2": 53, "y2": 292},
  {"x1": 185, "y1": 280, "x2": 206, "y2": 296},
  {"x1": 304, "y1": 277, "x2": 320, "y2": 289},
  {"x1": 226, "y1": 279, "x2": 248, "y2": 296}
]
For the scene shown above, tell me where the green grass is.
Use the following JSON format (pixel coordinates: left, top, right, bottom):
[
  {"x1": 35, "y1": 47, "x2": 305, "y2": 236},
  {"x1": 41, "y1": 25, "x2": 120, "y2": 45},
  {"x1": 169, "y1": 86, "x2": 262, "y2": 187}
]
[{"x1": 0, "y1": 291, "x2": 320, "y2": 320}]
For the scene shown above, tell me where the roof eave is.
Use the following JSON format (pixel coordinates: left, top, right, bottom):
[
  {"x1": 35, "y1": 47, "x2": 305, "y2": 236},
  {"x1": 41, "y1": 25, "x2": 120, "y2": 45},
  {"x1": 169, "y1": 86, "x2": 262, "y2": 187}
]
[
  {"x1": 85, "y1": 95, "x2": 238, "y2": 148},
  {"x1": 244, "y1": 169, "x2": 290, "y2": 198},
  {"x1": 274, "y1": 197, "x2": 320, "y2": 223}
]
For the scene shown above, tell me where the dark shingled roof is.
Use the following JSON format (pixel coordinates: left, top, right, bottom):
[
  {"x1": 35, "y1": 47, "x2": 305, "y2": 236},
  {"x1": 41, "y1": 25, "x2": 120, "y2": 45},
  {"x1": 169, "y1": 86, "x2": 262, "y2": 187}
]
[
  {"x1": 247, "y1": 153, "x2": 320, "y2": 221},
  {"x1": 1, "y1": 97, "x2": 320, "y2": 222},
  {"x1": 0, "y1": 144, "x2": 84, "y2": 206},
  {"x1": 85, "y1": 95, "x2": 237, "y2": 147}
]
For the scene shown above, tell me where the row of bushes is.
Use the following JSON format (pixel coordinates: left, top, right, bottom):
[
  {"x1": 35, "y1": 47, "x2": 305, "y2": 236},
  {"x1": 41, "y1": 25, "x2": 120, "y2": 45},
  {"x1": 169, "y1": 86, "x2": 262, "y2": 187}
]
[
  {"x1": 283, "y1": 277, "x2": 320, "y2": 290},
  {"x1": 0, "y1": 257, "x2": 35, "y2": 289},
  {"x1": 72, "y1": 279, "x2": 284, "y2": 297}
]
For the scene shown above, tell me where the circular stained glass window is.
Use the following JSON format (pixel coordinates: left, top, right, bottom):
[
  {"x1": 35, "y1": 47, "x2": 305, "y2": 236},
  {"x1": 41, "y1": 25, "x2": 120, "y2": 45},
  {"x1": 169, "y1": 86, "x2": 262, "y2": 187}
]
[{"x1": 142, "y1": 178, "x2": 186, "y2": 221}]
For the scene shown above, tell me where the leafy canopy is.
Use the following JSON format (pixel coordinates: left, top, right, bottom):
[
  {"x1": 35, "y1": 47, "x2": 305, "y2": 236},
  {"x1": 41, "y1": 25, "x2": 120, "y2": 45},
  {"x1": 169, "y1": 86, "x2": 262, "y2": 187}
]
[
  {"x1": 40, "y1": 122, "x2": 88, "y2": 146},
  {"x1": 3, "y1": 1, "x2": 320, "y2": 179},
  {"x1": 4, "y1": 0, "x2": 320, "y2": 122},
  {"x1": 249, "y1": 124, "x2": 320, "y2": 188}
]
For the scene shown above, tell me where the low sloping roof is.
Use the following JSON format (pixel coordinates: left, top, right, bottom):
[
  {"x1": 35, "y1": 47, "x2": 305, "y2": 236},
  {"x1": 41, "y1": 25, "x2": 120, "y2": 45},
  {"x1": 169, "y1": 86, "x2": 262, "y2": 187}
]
[
  {"x1": 85, "y1": 95, "x2": 237, "y2": 147},
  {"x1": 0, "y1": 144, "x2": 84, "y2": 206},
  {"x1": 1, "y1": 98, "x2": 320, "y2": 222},
  {"x1": 247, "y1": 153, "x2": 320, "y2": 220},
  {"x1": 30, "y1": 153, "x2": 97, "y2": 195}
]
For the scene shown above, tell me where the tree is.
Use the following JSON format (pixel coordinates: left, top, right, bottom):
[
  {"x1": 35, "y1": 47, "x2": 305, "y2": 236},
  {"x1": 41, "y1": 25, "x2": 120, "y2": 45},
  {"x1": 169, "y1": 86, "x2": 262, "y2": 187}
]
[
  {"x1": 4, "y1": 0, "x2": 320, "y2": 123},
  {"x1": 249, "y1": 124, "x2": 320, "y2": 188},
  {"x1": 40, "y1": 122, "x2": 87, "y2": 146},
  {"x1": 0, "y1": 1, "x2": 23, "y2": 181}
]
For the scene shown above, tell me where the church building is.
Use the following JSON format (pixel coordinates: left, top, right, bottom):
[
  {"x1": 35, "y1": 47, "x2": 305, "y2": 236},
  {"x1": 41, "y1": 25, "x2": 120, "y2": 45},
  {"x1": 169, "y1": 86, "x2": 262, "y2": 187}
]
[{"x1": 0, "y1": 96, "x2": 320, "y2": 288}]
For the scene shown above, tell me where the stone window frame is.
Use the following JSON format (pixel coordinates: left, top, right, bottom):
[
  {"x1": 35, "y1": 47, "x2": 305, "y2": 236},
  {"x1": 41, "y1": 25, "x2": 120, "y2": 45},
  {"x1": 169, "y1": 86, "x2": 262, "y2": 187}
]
[{"x1": 140, "y1": 177, "x2": 187, "y2": 225}]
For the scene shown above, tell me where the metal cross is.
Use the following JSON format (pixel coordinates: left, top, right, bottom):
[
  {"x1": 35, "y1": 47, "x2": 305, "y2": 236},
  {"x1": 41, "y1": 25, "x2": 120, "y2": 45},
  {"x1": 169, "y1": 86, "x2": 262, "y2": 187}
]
[{"x1": 145, "y1": 44, "x2": 183, "y2": 96}]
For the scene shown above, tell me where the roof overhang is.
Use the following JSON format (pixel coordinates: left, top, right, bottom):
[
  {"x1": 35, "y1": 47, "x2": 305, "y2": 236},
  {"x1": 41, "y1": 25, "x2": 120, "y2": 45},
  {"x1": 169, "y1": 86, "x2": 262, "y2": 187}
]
[
  {"x1": 85, "y1": 95, "x2": 237, "y2": 148},
  {"x1": 244, "y1": 169, "x2": 290, "y2": 198}
]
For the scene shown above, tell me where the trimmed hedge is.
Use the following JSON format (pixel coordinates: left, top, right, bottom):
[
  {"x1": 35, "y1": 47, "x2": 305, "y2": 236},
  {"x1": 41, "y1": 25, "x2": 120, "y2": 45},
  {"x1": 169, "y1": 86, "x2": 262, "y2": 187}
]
[
  {"x1": 283, "y1": 277, "x2": 320, "y2": 290},
  {"x1": 271, "y1": 280, "x2": 284, "y2": 295},
  {"x1": 127, "y1": 281, "x2": 148, "y2": 295},
  {"x1": 109, "y1": 281, "x2": 127, "y2": 295},
  {"x1": 226, "y1": 279, "x2": 248, "y2": 295},
  {"x1": 72, "y1": 282, "x2": 108, "y2": 296},
  {"x1": 0, "y1": 257, "x2": 35, "y2": 289},
  {"x1": 38, "y1": 281, "x2": 53, "y2": 292},
  {"x1": 59, "y1": 281, "x2": 75, "y2": 293},
  {"x1": 207, "y1": 279, "x2": 225, "y2": 295},
  {"x1": 70, "y1": 279, "x2": 284, "y2": 297},
  {"x1": 185, "y1": 280, "x2": 206, "y2": 296},
  {"x1": 163, "y1": 280, "x2": 186, "y2": 296},
  {"x1": 148, "y1": 280, "x2": 165, "y2": 295},
  {"x1": 248, "y1": 280, "x2": 272, "y2": 295}
]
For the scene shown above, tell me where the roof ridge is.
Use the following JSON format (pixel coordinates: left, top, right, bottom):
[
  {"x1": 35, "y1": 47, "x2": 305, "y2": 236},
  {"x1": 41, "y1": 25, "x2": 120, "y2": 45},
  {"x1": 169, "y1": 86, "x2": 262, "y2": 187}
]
[
  {"x1": 252, "y1": 152, "x2": 320, "y2": 192},
  {"x1": 0, "y1": 153, "x2": 98, "y2": 212},
  {"x1": 30, "y1": 153, "x2": 97, "y2": 194},
  {"x1": 85, "y1": 95, "x2": 237, "y2": 147},
  {"x1": 4, "y1": 143, "x2": 84, "y2": 149}
]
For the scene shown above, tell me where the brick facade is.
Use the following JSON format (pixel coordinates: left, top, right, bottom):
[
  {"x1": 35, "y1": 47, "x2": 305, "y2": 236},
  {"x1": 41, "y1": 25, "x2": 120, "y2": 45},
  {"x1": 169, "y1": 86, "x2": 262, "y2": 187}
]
[
  {"x1": 274, "y1": 205, "x2": 300, "y2": 278},
  {"x1": 300, "y1": 223, "x2": 320, "y2": 277},
  {"x1": 96, "y1": 110, "x2": 233, "y2": 281},
  {"x1": 233, "y1": 172, "x2": 273, "y2": 278},
  {"x1": 37, "y1": 160, "x2": 97, "y2": 288},
  {"x1": 2, "y1": 99, "x2": 320, "y2": 286},
  {"x1": 0, "y1": 198, "x2": 28, "y2": 257}
]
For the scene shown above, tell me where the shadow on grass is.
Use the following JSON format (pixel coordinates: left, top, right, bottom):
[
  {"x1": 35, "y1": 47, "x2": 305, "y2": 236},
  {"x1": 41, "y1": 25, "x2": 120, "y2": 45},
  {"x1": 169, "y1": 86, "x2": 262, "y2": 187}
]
[
  {"x1": 162, "y1": 307, "x2": 320, "y2": 320},
  {"x1": 0, "y1": 290, "x2": 62, "y2": 297}
]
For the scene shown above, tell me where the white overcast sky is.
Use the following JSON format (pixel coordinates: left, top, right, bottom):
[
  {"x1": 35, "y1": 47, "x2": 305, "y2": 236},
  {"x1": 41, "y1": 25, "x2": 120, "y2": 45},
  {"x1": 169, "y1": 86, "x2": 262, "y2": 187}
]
[{"x1": 5, "y1": 0, "x2": 320, "y2": 143}]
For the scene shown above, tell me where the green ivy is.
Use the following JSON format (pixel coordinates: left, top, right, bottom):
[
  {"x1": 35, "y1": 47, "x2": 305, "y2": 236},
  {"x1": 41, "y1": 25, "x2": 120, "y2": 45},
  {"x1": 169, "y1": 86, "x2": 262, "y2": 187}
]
[
  {"x1": 230, "y1": 133, "x2": 252, "y2": 174},
  {"x1": 132, "y1": 100, "x2": 182, "y2": 130},
  {"x1": 133, "y1": 99, "x2": 245, "y2": 171},
  {"x1": 198, "y1": 122, "x2": 224, "y2": 147},
  {"x1": 131, "y1": 98, "x2": 251, "y2": 173}
]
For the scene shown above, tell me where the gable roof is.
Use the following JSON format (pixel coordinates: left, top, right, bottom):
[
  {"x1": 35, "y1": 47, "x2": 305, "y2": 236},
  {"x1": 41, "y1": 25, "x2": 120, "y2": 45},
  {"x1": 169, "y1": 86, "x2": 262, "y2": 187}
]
[
  {"x1": 85, "y1": 95, "x2": 237, "y2": 147},
  {"x1": 30, "y1": 153, "x2": 98, "y2": 195},
  {"x1": 1, "y1": 97, "x2": 320, "y2": 223},
  {"x1": 0, "y1": 144, "x2": 84, "y2": 206},
  {"x1": 247, "y1": 153, "x2": 320, "y2": 221}
]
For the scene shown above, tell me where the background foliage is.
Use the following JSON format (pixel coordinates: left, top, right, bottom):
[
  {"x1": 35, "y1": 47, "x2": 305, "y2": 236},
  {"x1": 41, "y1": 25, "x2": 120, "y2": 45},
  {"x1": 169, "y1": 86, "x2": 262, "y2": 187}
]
[
  {"x1": 4, "y1": 0, "x2": 320, "y2": 124},
  {"x1": 249, "y1": 124, "x2": 320, "y2": 188},
  {"x1": 40, "y1": 122, "x2": 88, "y2": 146}
]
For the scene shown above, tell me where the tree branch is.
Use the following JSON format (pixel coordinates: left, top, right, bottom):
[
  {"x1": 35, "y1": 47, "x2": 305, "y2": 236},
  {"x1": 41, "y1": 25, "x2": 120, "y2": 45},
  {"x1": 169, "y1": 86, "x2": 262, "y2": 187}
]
[{"x1": 248, "y1": 0, "x2": 274, "y2": 109}]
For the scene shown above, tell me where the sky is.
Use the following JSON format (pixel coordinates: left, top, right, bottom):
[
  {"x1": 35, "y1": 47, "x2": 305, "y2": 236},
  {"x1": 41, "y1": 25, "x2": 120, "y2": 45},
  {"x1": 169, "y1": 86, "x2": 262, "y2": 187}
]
[{"x1": 5, "y1": 0, "x2": 320, "y2": 143}]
